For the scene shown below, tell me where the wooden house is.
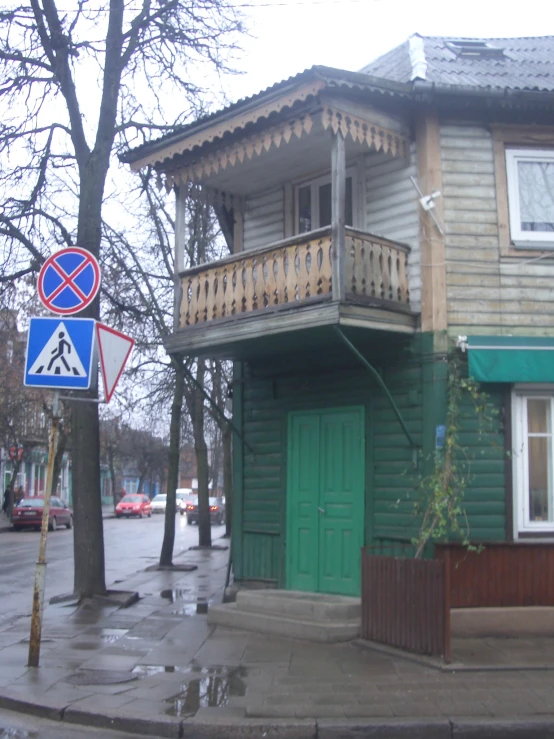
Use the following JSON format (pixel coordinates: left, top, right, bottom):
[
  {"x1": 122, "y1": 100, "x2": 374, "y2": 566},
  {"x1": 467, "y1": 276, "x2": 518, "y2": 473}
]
[{"x1": 124, "y1": 35, "x2": 554, "y2": 601}]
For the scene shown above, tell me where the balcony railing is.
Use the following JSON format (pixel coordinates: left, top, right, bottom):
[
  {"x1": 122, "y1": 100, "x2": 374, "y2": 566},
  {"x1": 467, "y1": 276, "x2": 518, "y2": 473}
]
[{"x1": 180, "y1": 226, "x2": 410, "y2": 328}]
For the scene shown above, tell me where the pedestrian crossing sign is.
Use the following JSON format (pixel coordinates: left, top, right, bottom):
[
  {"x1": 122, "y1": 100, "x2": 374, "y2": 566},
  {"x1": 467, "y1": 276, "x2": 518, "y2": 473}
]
[{"x1": 24, "y1": 317, "x2": 97, "y2": 390}]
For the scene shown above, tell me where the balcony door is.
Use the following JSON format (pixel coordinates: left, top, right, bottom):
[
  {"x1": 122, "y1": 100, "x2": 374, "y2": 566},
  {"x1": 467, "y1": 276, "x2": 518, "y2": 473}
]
[
  {"x1": 287, "y1": 407, "x2": 364, "y2": 596},
  {"x1": 296, "y1": 172, "x2": 354, "y2": 234}
]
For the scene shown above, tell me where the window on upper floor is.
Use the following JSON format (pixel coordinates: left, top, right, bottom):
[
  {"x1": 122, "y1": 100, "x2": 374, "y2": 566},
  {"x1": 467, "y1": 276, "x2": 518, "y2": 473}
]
[
  {"x1": 512, "y1": 388, "x2": 554, "y2": 536},
  {"x1": 505, "y1": 148, "x2": 554, "y2": 248},
  {"x1": 295, "y1": 171, "x2": 354, "y2": 234}
]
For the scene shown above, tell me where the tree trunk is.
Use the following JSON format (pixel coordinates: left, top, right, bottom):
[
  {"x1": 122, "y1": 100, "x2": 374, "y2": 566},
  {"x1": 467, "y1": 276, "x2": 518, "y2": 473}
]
[
  {"x1": 52, "y1": 427, "x2": 67, "y2": 497},
  {"x1": 108, "y1": 447, "x2": 119, "y2": 511},
  {"x1": 222, "y1": 423, "x2": 232, "y2": 538},
  {"x1": 193, "y1": 359, "x2": 211, "y2": 547},
  {"x1": 72, "y1": 398, "x2": 106, "y2": 597},
  {"x1": 159, "y1": 360, "x2": 184, "y2": 567},
  {"x1": 71, "y1": 158, "x2": 109, "y2": 597}
]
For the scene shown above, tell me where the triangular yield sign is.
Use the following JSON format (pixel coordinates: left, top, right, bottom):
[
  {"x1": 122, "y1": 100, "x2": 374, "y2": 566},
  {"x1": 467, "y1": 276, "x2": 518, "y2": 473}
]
[{"x1": 96, "y1": 323, "x2": 134, "y2": 403}]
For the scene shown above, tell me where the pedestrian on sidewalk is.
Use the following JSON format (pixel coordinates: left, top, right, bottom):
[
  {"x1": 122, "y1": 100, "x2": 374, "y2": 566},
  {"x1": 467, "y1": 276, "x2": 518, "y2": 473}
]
[
  {"x1": 15, "y1": 486, "x2": 24, "y2": 505},
  {"x1": 2, "y1": 487, "x2": 10, "y2": 516}
]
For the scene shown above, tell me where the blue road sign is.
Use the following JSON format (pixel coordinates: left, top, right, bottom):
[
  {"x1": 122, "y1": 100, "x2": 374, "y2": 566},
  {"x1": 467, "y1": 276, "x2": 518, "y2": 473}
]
[
  {"x1": 37, "y1": 247, "x2": 101, "y2": 316},
  {"x1": 24, "y1": 317, "x2": 97, "y2": 390}
]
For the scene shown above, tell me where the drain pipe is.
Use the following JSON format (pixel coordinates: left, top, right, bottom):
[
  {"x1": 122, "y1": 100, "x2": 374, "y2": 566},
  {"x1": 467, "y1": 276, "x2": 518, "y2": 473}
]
[{"x1": 333, "y1": 326, "x2": 419, "y2": 467}]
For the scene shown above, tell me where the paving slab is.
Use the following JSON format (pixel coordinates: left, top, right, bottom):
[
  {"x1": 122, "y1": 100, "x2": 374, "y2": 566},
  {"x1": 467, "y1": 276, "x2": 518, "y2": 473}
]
[{"x1": 4, "y1": 544, "x2": 554, "y2": 738}]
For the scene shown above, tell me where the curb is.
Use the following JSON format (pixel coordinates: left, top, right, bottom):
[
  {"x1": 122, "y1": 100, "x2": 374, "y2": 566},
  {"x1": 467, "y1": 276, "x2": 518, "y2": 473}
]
[
  {"x1": 3, "y1": 691, "x2": 554, "y2": 739},
  {"x1": 318, "y1": 719, "x2": 451, "y2": 738},
  {"x1": 0, "y1": 690, "x2": 65, "y2": 722}
]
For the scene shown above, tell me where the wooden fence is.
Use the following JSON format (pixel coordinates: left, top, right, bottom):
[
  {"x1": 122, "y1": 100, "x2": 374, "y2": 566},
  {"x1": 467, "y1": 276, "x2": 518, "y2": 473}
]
[
  {"x1": 435, "y1": 543, "x2": 554, "y2": 608},
  {"x1": 361, "y1": 548, "x2": 451, "y2": 660}
]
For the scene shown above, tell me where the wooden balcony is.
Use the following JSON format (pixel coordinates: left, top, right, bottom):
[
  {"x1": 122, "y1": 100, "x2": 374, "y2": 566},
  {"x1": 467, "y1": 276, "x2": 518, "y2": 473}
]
[{"x1": 167, "y1": 227, "x2": 417, "y2": 360}]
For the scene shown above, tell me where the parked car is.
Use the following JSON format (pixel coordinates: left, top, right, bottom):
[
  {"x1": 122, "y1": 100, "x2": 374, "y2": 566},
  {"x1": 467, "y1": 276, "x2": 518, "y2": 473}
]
[
  {"x1": 12, "y1": 496, "x2": 73, "y2": 532},
  {"x1": 150, "y1": 494, "x2": 167, "y2": 514},
  {"x1": 115, "y1": 494, "x2": 152, "y2": 519},
  {"x1": 177, "y1": 491, "x2": 197, "y2": 516},
  {"x1": 186, "y1": 497, "x2": 225, "y2": 526}
]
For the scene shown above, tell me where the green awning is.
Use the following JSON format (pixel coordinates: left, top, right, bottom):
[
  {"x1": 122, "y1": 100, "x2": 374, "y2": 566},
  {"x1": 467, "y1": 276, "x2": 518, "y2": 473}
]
[{"x1": 466, "y1": 336, "x2": 554, "y2": 383}]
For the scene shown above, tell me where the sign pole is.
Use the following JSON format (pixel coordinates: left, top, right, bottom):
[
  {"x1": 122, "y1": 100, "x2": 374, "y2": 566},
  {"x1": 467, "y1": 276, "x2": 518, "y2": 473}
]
[{"x1": 28, "y1": 391, "x2": 59, "y2": 668}]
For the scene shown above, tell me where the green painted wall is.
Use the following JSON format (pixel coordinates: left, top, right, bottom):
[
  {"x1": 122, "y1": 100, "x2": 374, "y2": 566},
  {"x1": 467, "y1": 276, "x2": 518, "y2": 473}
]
[{"x1": 232, "y1": 334, "x2": 507, "y2": 585}]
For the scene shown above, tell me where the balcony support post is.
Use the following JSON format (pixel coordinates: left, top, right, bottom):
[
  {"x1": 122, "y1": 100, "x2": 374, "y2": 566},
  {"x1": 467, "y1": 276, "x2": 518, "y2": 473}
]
[
  {"x1": 331, "y1": 130, "x2": 346, "y2": 303},
  {"x1": 174, "y1": 186, "x2": 187, "y2": 331}
]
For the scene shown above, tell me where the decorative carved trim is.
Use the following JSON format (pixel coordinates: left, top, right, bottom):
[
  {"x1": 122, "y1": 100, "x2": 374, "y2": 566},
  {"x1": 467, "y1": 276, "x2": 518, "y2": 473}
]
[
  {"x1": 130, "y1": 79, "x2": 326, "y2": 172},
  {"x1": 157, "y1": 103, "x2": 409, "y2": 191},
  {"x1": 161, "y1": 114, "x2": 314, "y2": 191},
  {"x1": 321, "y1": 106, "x2": 409, "y2": 158}
]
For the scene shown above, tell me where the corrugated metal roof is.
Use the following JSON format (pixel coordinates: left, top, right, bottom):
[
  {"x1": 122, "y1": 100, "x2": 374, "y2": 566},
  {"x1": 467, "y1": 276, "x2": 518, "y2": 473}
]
[
  {"x1": 123, "y1": 35, "x2": 554, "y2": 165},
  {"x1": 361, "y1": 34, "x2": 554, "y2": 92}
]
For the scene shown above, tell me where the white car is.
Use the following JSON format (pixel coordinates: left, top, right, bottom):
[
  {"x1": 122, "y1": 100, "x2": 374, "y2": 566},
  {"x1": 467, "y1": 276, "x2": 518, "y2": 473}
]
[{"x1": 150, "y1": 494, "x2": 167, "y2": 514}]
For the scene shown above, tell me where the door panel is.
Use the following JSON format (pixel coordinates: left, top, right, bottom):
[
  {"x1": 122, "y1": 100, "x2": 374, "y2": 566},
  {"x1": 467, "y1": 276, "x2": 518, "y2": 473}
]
[
  {"x1": 288, "y1": 407, "x2": 364, "y2": 596},
  {"x1": 288, "y1": 414, "x2": 320, "y2": 593}
]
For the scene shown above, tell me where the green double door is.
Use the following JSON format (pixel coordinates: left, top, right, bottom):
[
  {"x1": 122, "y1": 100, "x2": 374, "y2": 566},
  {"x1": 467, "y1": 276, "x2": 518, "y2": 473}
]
[{"x1": 287, "y1": 407, "x2": 365, "y2": 597}]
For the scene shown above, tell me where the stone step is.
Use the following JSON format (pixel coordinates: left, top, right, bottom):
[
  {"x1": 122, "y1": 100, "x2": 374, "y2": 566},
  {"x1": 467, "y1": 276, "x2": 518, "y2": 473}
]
[
  {"x1": 208, "y1": 602, "x2": 360, "y2": 642},
  {"x1": 236, "y1": 589, "x2": 361, "y2": 622}
]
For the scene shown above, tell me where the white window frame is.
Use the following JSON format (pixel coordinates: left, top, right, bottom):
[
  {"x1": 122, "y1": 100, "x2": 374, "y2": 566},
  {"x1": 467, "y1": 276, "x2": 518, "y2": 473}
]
[
  {"x1": 512, "y1": 386, "x2": 554, "y2": 537},
  {"x1": 505, "y1": 148, "x2": 554, "y2": 248},
  {"x1": 294, "y1": 166, "x2": 361, "y2": 235}
]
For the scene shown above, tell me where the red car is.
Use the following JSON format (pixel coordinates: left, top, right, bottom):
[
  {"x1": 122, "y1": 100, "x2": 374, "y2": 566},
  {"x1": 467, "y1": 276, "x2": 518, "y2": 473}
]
[
  {"x1": 12, "y1": 496, "x2": 73, "y2": 532},
  {"x1": 115, "y1": 494, "x2": 152, "y2": 519}
]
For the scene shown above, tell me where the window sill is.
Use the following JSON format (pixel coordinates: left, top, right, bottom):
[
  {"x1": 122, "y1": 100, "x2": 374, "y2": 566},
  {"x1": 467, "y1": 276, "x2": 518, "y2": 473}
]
[
  {"x1": 517, "y1": 531, "x2": 554, "y2": 540},
  {"x1": 512, "y1": 240, "x2": 554, "y2": 250}
]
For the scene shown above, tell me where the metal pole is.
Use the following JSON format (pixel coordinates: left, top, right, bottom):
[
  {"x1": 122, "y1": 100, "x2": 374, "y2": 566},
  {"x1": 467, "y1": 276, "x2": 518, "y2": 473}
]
[{"x1": 28, "y1": 392, "x2": 59, "y2": 667}]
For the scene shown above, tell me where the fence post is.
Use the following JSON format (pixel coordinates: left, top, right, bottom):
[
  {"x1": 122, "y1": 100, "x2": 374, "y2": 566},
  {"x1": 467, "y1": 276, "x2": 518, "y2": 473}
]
[{"x1": 443, "y1": 547, "x2": 452, "y2": 663}]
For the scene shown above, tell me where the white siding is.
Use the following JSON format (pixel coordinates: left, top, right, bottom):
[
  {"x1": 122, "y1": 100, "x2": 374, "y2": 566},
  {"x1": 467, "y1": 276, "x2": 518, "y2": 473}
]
[
  {"x1": 364, "y1": 144, "x2": 421, "y2": 312},
  {"x1": 243, "y1": 186, "x2": 284, "y2": 252},
  {"x1": 440, "y1": 123, "x2": 554, "y2": 337}
]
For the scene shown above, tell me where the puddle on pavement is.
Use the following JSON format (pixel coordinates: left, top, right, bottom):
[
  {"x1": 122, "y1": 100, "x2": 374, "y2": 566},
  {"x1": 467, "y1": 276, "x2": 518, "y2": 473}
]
[
  {"x1": 161, "y1": 589, "x2": 208, "y2": 615},
  {"x1": 165, "y1": 666, "x2": 248, "y2": 717},
  {"x1": 0, "y1": 730, "x2": 38, "y2": 738},
  {"x1": 71, "y1": 628, "x2": 128, "y2": 648},
  {"x1": 132, "y1": 664, "x2": 190, "y2": 676},
  {"x1": 170, "y1": 603, "x2": 197, "y2": 617},
  {"x1": 97, "y1": 628, "x2": 128, "y2": 643},
  {"x1": 160, "y1": 588, "x2": 190, "y2": 601}
]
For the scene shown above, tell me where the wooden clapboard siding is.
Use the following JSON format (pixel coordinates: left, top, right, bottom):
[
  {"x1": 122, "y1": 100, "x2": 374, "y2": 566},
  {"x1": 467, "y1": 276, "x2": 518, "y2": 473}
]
[
  {"x1": 440, "y1": 122, "x2": 554, "y2": 336},
  {"x1": 440, "y1": 123, "x2": 501, "y2": 335},
  {"x1": 364, "y1": 144, "x2": 421, "y2": 311},
  {"x1": 243, "y1": 186, "x2": 284, "y2": 252},
  {"x1": 236, "y1": 343, "x2": 507, "y2": 584},
  {"x1": 242, "y1": 532, "x2": 281, "y2": 582},
  {"x1": 371, "y1": 362, "x2": 423, "y2": 542}
]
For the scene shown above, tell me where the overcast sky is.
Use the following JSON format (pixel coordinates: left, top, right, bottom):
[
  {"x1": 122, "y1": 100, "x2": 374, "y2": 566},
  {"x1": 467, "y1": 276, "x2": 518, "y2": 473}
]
[{"x1": 226, "y1": 0, "x2": 551, "y2": 102}]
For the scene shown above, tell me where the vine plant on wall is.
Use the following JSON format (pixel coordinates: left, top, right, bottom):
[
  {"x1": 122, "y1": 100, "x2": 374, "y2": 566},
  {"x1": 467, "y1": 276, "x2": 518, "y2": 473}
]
[{"x1": 412, "y1": 356, "x2": 498, "y2": 559}]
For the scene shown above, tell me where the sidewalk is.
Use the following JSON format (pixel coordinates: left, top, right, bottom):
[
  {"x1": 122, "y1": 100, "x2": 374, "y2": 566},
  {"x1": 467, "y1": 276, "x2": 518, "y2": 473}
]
[{"x1": 1, "y1": 536, "x2": 554, "y2": 738}]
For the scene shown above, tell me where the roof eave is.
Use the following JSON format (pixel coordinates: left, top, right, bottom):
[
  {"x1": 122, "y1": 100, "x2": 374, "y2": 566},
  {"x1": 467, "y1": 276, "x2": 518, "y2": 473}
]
[
  {"x1": 121, "y1": 68, "x2": 412, "y2": 168},
  {"x1": 412, "y1": 78, "x2": 554, "y2": 102}
]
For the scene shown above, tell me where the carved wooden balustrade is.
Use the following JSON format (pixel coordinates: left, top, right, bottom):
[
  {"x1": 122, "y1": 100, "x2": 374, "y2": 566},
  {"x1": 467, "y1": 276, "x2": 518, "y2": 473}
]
[
  {"x1": 180, "y1": 227, "x2": 410, "y2": 327},
  {"x1": 181, "y1": 230, "x2": 333, "y2": 326},
  {"x1": 345, "y1": 228, "x2": 410, "y2": 307}
]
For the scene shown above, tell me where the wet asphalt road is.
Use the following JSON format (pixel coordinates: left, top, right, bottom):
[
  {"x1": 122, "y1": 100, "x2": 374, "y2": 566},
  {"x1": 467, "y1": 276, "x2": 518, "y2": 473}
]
[{"x1": 0, "y1": 512, "x2": 211, "y2": 628}]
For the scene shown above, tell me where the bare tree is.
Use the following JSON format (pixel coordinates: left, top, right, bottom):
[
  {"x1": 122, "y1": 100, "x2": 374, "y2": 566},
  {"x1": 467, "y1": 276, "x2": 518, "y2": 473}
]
[{"x1": 0, "y1": 1, "x2": 243, "y2": 596}]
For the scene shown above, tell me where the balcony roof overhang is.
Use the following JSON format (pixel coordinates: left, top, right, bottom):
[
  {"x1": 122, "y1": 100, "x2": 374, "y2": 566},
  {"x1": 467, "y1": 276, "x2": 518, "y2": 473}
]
[{"x1": 123, "y1": 67, "x2": 411, "y2": 194}]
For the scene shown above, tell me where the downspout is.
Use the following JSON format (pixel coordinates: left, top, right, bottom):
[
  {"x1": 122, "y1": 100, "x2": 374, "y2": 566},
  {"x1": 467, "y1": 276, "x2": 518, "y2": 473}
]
[{"x1": 333, "y1": 326, "x2": 419, "y2": 467}]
